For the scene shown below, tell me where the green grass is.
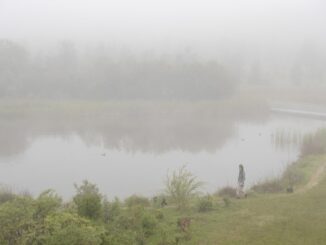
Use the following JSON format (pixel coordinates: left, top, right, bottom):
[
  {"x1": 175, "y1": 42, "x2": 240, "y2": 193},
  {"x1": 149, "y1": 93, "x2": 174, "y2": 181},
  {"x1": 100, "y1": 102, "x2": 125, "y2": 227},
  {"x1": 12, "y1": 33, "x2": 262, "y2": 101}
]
[
  {"x1": 152, "y1": 155, "x2": 326, "y2": 244},
  {"x1": 251, "y1": 154, "x2": 326, "y2": 195}
]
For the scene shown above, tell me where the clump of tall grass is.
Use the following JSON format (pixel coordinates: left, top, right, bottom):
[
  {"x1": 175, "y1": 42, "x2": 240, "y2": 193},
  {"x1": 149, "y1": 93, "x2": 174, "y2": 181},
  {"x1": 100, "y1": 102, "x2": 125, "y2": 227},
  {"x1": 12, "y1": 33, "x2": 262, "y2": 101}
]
[
  {"x1": 282, "y1": 166, "x2": 305, "y2": 187},
  {"x1": 197, "y1": 195, "x2": 213, "y2": 212},
  {"x1": 165, "y1": 165, "x2": 203, "y2": 210},
  {"x1": 215, "y1": 186, "x2": 237, "y2": 198},
  {"x1": 251, "y1": 179, "x2": 284, "y2": 193},
  {"x1": 301, "y1": 129, "x2": 326, "y2": 157}
]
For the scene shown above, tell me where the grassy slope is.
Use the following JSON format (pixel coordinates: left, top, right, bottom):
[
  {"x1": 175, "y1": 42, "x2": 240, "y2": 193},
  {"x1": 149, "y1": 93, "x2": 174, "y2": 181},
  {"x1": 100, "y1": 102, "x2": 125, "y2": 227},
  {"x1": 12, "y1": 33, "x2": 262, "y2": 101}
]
[{"x1": 156, "y1": 155, "x2": 326, "y2": 245}]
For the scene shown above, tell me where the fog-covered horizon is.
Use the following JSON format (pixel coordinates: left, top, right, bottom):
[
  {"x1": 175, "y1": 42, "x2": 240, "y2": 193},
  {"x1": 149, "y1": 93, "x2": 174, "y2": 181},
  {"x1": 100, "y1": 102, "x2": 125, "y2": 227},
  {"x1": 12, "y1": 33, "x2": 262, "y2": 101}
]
[
  {"x1": 0, "y1": 0, "x2": 326, "y2": 99},
  {"x1": 1, "y1": 0, "x2": 325, "y2": 51}
]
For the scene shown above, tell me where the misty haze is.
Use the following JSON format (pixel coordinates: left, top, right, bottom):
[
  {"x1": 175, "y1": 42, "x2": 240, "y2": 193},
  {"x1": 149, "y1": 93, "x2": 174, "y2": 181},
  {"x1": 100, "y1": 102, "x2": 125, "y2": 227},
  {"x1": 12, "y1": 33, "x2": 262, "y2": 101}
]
[{"x1": 0, "y1": 1, "x2": 326, "y2": 244}]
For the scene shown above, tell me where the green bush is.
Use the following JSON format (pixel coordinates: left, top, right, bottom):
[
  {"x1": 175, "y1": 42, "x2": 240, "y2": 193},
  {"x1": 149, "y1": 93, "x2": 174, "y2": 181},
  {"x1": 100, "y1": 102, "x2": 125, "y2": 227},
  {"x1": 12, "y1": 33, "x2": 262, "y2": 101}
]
[
  {"x1": 101, "y1": 230, "x2": 136, "y2": 245},
  {"x1": 114, "y1": 206, "x2": 158, "y2": 243},
  {"x1": 73, "y1": 180, "x2": 102, "y2": 220},
  {"x1": 34, "y1": 189, "x2": 62, "y2": 220},
  {"x1": 125, "y1": 195, "x2": 150, "y2": 208},
  {"x1": 156, "y1": 224, "x2": 177, "y2": 245},
  {"x1": 251, "y1": 179, "x2": 284, "y2": 193},
  {"x1": 39, "y1": 212, "x2": 104, "y2": 245},
  {"x1": 197, "y1": 195, "x2": 213, "y2": 212},
  {"x1": 282, "y1": 166, "x2": 305, "y2": 187},
  {"x1": 141, "y1": 212, "x2": 158, "y2": 237},
  {"x1": 102, "y1": 197, "x2": 121, "y2": 223},
  {"x1": 154, "y1": 209, "x2": 164, "y2": 220},
  {"x1": 0, "y1": 187, "x2": 15, "y2": 204},
  {"x1": 0, "y1": 196, "x2": 35, "y2": 244}
]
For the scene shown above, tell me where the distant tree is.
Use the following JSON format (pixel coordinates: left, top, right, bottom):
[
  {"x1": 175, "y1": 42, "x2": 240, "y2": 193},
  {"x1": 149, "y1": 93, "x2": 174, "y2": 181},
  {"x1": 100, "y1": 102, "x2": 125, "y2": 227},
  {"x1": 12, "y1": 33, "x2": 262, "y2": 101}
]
[{"x1": 0, "y1": 39, "x2": 29, "y2": 96}]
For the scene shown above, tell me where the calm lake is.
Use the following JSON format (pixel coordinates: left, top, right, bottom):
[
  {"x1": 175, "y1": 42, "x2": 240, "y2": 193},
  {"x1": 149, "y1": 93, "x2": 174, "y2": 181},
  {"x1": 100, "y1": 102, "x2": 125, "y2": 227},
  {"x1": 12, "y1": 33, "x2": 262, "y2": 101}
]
[{"x1": 0, "y1": 108, "x2": 325, "y2": 199}]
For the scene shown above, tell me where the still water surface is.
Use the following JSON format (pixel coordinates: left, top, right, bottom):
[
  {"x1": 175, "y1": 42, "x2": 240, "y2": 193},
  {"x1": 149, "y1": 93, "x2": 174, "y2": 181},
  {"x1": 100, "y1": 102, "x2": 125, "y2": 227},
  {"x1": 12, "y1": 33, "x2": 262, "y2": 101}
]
[{"x1": 0, "y1": 113, "x2": 325, "y2": 199}]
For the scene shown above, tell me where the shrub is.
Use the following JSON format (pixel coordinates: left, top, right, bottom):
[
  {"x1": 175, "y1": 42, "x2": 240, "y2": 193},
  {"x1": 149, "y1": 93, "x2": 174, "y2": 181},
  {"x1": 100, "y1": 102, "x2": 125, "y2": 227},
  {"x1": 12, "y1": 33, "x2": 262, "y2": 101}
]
[
  {"x1": 73, "y1": 180, "x2": 102, "y2": 220},
  {"x1": 102, "y1": 197, "x2": 121, "y2": 223},
  {"x1": 152, "y1": 195, "x2": 168, "y2": 208},
  {"x1": 251, "y1": 179, "x2": 284, "y2": 193},
  {"x1": 223, "y1": 197, "x2": 231, "y2": 207},
  {"x1": 165, "y1": 165, "x2": 203, "y2": 210},
  {"x1": 0, "y1": 187, "x2": 15, "y2": 204},
  {"x1": 102, "y1": 230, "x2": 136, "y2": 245},
  {"x1": 141, "y1": 212, "x2": 158, "y2": 237},
  {"x1": 34, "y1": 189, "x2": 62, "y2": 220},
  {"x1": 197, "y1": 195, "x2": 213, "y2": 212},
  {"x1": 216, "y1": 186, "x2": 237, "y2": 198},
  {"x1": 154, "y1": 209, "x2": 164, "y2": 220},
  {"x1": 156, "y1": 224, "x2": 177, "y2": 245},
  {"x1": 125, "y1": 195, "x2": 150, "y2": 208},
  {"x1": 0, "y1": 196, "x2": 35, "y2": 244},
  {"x1": 282, "y1": 166, "x2": 305, "y2": 187},
  {"x1": 115, "y1": 206, "x2": 158, "y2": 242},
  {"x1": 40, "y1": 212, "x2": 104, "y2": 245}
]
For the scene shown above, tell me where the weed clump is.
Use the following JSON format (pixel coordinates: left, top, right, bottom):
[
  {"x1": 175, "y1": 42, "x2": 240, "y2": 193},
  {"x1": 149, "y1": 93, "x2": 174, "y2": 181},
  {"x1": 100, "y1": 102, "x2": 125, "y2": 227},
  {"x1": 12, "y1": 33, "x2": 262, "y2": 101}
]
[
  {"x1": 165, "y1": 165, "x2": 203, "y2": 210},
  {"x1": 197, "y1": 195, "x2": 213, "y2": 212},
  {"x1": 251, "y1": 179, "x2": 284, "y2": 193},
  {"x1": 125, "y1": 195, "x2": 150, "y2": 208},
  {"x1": 216, "y1": 186, "x2": 237, "y2": 198},
  {"x1": 223, "y1": 197, "x2": 231, "y2": 207},
  {"x1": 301, "y1": 129, "x2": 326, "y2": 156}
]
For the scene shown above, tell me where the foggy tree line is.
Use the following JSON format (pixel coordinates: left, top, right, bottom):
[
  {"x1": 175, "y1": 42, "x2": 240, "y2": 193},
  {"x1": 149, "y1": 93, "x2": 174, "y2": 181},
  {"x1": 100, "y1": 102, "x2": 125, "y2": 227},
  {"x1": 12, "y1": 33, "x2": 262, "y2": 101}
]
[
  {"x1": 0, "y1": 39, "x2": 235, "y2": 100},
  {"x1": 0, "y1": 39, "x2": 325, "y2": 100}
]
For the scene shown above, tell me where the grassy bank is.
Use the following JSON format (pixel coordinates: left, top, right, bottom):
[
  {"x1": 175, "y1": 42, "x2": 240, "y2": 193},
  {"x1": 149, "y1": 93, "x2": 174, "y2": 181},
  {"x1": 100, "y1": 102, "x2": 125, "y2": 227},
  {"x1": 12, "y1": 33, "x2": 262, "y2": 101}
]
[
  {"x1": 0, "y1": 95, "x2": 269, "y2": 119},
  {"x1": 167, "y1": 154, "x2": 326, "y2": 244}
]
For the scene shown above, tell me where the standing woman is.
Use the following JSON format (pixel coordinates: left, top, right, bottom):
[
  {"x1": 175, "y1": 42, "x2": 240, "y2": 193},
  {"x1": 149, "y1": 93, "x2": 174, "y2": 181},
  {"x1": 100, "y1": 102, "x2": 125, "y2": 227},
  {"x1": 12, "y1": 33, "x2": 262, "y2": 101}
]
[{"x1": 237, "y1": 164, "x2": 245, "y2": 198}]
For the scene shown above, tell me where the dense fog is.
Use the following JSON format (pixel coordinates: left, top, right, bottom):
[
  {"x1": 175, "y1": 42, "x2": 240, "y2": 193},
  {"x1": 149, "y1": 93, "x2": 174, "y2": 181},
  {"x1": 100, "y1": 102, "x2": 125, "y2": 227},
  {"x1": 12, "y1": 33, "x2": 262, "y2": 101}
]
[{"x1": 0, "y1": 0, "x2": 325, "y2": 99}]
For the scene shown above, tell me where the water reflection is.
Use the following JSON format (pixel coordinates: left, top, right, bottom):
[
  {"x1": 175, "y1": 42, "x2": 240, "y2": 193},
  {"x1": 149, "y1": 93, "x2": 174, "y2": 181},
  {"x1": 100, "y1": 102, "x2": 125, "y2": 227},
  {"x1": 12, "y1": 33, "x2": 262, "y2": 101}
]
[
  {"x1": 271, "y1": 129, "x2": 304, "y2": 152},
  {"x1": 0, "y1": 106, "x2": 325, "y2": 199},
  {"x1": 0, "y1": 109, "x2": 255, "y2": 157}
]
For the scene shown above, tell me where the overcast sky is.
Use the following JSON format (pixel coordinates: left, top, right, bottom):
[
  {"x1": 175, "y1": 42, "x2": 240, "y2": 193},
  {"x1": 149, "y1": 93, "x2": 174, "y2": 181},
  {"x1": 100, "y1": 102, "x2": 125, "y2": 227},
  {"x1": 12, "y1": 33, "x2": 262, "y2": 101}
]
[{"x1": 0, "y1": 0, "x2": 325, "y2": 53}]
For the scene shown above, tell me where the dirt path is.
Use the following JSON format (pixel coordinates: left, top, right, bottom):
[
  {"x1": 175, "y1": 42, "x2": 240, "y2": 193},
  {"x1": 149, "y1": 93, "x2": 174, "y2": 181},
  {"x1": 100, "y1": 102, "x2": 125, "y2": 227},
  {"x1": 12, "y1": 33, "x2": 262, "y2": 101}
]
[{"x1": 298, "y1": 163, "x2": 326, "y2": 193}]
